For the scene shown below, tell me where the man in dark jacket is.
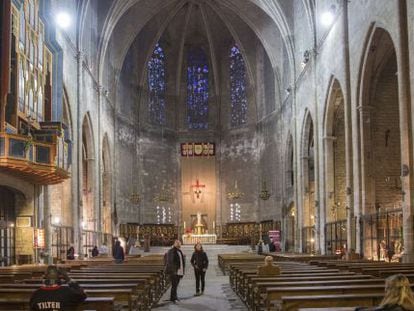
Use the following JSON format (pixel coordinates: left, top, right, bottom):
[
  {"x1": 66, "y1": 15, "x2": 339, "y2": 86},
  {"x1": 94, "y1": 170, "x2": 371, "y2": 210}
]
[
  {"x1": 165, "y1": 240, "x2": 185, "y2": 303},
  {"x1": 30, "y1": 265, "x2": 86, "y2": 311},
  {"x1": 113, "y1": 240, "x2": 124, "y2": 263}
]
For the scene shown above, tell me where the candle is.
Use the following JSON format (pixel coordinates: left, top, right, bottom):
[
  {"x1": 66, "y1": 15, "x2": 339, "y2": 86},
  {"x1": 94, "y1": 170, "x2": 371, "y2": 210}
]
[
  {"x1": 213, "y1": 221, "x2": 215, "y2": 230},
  {"x1": 184, "y1": 221, "x2": 186, "y2": 229}
]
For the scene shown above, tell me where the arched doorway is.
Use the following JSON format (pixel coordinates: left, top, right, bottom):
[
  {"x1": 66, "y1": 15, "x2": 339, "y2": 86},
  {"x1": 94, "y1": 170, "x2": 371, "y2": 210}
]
[
  {"x1": 0, "y1": 187, "x2": 17, "y2": 266},
  {"x1": 301, "y1": 112, "x2": 315, "y2": 253},
  {"x1": 359, "y1": 28, "x2": 402, "y2": 260},
  {"x1": 324, "y1": 79, "x2": 347, "y2": 255}
]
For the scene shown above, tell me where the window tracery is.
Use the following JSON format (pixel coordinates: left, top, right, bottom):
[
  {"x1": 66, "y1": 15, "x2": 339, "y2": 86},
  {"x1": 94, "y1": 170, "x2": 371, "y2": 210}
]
[
  {"x1": 147, "y1": 43, "x2": 166, "y2": 125},
  {"x1": 229, "y1": 45, "x2": 248, "y2": 127},
  {"x1": 187, "y1": 47, "x2": 209, "y2": 130}
]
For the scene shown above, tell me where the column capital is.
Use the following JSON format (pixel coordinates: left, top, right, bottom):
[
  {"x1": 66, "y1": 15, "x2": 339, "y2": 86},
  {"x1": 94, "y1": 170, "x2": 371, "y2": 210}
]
[{"x1": 356, "y1": 105, "x2": 373, "y2": 113}]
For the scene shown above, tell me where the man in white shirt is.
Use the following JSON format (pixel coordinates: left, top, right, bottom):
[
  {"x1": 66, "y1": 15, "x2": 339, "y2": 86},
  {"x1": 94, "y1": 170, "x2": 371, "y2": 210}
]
[{"x1": 165, "y1": 240, "x2": 185, "y2": 303}]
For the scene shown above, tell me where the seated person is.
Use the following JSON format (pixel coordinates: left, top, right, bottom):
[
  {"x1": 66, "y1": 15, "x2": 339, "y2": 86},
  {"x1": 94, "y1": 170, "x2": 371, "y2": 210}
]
[
  {"x1": 355, "y1": 274, "x2": 414, "y2": 311},
  {"x1": 257, "y1": 256, "x2": 281, "y2": 276},
  {"x1": 30, "y1": 265, "x2": 87, "y2": 311},
  {"x1": 91, "y1": 245, "x2": 99, "y2": 257}
]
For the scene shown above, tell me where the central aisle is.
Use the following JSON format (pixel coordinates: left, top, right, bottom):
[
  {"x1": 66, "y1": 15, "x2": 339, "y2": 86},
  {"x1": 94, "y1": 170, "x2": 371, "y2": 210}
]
[{"x1": 152, "y1": 244, "x2": 249, "y2": 310}]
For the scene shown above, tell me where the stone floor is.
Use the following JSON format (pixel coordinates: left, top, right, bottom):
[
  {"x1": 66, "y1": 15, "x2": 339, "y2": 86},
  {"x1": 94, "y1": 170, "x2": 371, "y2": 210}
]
[{"x1": 148, "y1": 244, "x2": 250, "y2": 311}]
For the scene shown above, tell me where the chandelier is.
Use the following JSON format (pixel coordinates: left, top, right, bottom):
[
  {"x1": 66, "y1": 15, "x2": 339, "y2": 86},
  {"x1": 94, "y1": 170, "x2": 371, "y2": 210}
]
[
  {"x1": 227, "y1": 180, "x2": 244, "y2": 200},
  {"x1": 259, "y1": 181, "x2": 271, "y2": 200}
]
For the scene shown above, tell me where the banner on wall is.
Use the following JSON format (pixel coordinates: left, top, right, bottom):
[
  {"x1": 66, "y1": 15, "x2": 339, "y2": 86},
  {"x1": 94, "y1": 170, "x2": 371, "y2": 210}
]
[
  {"x1": 181, "y1": 142, "x2": 215, "y2": 157},
  {"x1": 268, "y1": 230, "x2": 281, "y2": 252}
]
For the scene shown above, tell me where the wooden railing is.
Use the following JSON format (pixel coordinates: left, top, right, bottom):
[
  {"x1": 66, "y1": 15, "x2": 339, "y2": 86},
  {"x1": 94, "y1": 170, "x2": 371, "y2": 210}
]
[{"x1": 0, "y1": 132, "x2": 70, "y2": 184}]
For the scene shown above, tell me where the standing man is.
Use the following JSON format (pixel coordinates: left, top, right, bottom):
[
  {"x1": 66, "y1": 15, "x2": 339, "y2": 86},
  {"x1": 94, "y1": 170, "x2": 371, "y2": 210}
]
[{"x1": 165, "y1": 240, "x2": 185, "y2": 303}]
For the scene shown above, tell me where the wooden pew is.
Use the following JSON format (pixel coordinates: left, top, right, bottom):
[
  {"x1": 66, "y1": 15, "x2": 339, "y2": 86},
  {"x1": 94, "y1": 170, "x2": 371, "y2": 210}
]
[
  {"x1": 280, "y1": 293, "x2": 384, "y2": 311},
  {"x1": 264, "y1": 285, "x2": 391, "y2": 310},
  {"x1": 0, "y1": 297, "x2": 115, "y2": 311},
  {"x1": 0, "y1": 288, "x2": 135, "y2": 310}
]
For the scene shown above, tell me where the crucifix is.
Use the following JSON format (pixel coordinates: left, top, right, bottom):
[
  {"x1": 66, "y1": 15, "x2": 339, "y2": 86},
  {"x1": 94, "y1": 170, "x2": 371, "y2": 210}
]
[{"x1": 191, "y1": 179, "x2": 206, "y2": 199}]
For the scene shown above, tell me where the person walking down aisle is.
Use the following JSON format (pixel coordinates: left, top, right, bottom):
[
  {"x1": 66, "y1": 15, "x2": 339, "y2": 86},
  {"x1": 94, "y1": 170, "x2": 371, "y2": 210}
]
[
  {"x1": 30, "y1": 265, "x2": 86, "y2": 311},
  {"x1": 165, "y1": 240, "x2": 185, "y2": 303},
  {"x1": 191, "y1": 242, "x2": 209, "y2": 296},
  {"x1": 113, "y1": 240, "x2": 125, "y2": 264}
]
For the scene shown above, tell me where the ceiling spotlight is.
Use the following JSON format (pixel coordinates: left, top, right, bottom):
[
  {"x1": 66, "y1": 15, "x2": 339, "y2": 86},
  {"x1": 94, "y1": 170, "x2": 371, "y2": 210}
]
[
  {"x1": 286, "y1": 87, "x2": 292, "y2": 95},
  {"x1": 321, "y1": 5, "x2": 336, "y2": 27},
  {"x1": 55, "y1": 12, "x2": 71, "y2": 29},
  {"x1": 301, "y1": 50, "x2": 311, "y2": 68}
]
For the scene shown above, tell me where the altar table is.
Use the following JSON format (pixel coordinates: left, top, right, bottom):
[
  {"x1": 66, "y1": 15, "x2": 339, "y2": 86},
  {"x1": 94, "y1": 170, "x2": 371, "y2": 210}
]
[{"x1": 182, "y1": 234, "x2": 217, "y2": 245}]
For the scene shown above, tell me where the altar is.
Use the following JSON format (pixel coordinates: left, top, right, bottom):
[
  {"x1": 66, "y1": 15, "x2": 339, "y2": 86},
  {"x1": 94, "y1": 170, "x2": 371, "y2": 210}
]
[{"x1": 182, "y1": 234, "x2": 217, "y2": 245}]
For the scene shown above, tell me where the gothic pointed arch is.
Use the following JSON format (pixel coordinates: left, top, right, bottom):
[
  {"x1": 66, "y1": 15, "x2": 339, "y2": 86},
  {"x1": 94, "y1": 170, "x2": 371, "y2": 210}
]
[
  {"x1": 323, "y1": 77, "x2": 347, "y2": 254},
  {"x1": 358, "y1": 27, "x2": 402, "y2": 259}
]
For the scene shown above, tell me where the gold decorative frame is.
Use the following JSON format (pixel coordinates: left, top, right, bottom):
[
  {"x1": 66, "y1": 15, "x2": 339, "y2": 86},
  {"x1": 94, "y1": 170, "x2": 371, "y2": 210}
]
[{"x1": 16, "y1": 216, "x2": 32, "y2": 228}]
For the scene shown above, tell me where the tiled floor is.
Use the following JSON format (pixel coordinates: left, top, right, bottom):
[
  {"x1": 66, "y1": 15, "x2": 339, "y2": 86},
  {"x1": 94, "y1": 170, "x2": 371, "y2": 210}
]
[{"x1": 151, "y1": 245, "x2": 249, "y2": 310}]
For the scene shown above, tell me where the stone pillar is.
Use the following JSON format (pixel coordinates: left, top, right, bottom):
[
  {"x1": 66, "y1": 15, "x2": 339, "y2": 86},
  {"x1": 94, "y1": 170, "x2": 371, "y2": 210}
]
[
  {"x1": 342, "y1": 0, "x2": 355, "y2": 256},
  {"x1": 357, "y1": 105, "x2": 373, "y2": 257},
  {"x1": 43, "y1": 186, "x2": 53, "y2": 265},
  {"x1": 323, "y1": 136, "x2": 336, "y2": 254},
  {"x1": 76, "y1": 50, "x2": 83, "y2": 258},
  {"x1": 397, "y1": 0, "x2": 414, "y2": 263}
]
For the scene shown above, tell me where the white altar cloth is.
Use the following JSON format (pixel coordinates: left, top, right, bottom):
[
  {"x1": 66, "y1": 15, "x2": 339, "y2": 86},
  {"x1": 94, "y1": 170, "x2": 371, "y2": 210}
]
[{"x1": 182, "y1": 234, "x2": 217, "y2": 245}]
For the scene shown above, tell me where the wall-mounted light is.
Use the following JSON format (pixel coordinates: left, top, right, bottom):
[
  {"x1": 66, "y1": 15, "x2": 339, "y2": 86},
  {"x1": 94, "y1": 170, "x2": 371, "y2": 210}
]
[
  {"x1": 52, "y1": 216, "x2": 61, "y2": 226},
  {"x1": 55, "y1": 12, "x2": 72, "y2": 29},
  {"x1": 321, "y1": 5, "x2": 336, "y2": 27}
]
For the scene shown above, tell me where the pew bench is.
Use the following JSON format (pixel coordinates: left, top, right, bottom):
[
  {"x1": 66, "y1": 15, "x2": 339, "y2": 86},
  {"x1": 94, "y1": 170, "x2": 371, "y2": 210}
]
[
  {"x1": 0, "y1": 297, "x2": 115, "y2": 311},
  {"x1": 279, "y1": 293, "x2": 384, "y2": 311}
]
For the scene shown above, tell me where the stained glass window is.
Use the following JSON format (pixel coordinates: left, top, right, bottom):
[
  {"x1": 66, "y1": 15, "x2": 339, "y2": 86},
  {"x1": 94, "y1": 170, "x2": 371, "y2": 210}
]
[
  {"x1": 147, "y1": 43, "x2": 166, "y2": 125},
  {"x1": 187, "y1": 47, "x2": 209, "y2": 130},
  {"x1": 230, "y1": 45, "x2": 248, "y2": 127},
  {"x1": 19, "y1": 8, "x2": 25, "y2": 48}
]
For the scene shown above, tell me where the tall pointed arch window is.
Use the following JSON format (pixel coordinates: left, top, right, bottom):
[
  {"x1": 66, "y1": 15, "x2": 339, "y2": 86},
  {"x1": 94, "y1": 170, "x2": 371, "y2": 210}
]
[
  {"x1": 147, "y1": 43, "x2": 166, "y2": 125},
  {"x1": 187, "y1": 47, "x2": 209, "y2": 130},
  {"x1": 230, "y1": 45, "x2": 248, "y2": 127}
]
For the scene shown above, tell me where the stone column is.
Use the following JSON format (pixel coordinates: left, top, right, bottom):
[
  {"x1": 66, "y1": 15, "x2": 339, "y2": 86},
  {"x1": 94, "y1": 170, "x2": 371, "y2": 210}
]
[
  {"x1": 397, "y1": 0, "x2": 414, "y2": 263},
  {"x1": 357, "y1": 105, "x2": 373, "y2": 257},
  {"x1": 342, "y1": 0, "x2": 355, "y2": 256},
  {"x1": 323, "y1": 135, "x2": 336, "y2": 254},
  {"x1": 43, "y1": 186, "x2": 53, "y2": 264}
]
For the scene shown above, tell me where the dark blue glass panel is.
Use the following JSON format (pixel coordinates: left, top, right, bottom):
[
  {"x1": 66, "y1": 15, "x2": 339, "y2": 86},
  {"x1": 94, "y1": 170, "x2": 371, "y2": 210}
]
[
  {"x1": 147, "y1": 43, "x2": 166, "y2": 125},
  {"x1": 187, "y1": 47, "x2": 209, "y2": 129},
  {"x1": 230, "y1": 45, "x2": 248, "y2": 127}
]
